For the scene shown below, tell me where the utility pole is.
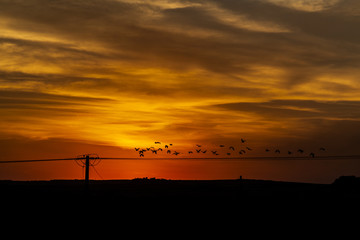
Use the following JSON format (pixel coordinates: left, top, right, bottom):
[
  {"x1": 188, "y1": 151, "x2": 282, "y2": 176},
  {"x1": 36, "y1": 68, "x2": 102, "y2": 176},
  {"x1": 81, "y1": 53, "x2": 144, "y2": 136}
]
[
  {"x1": 74, "y1": 153, "x2": 101, "y2": 192},
  {"x1": 85, "y1": 155, "x2": 90, "y2": 190}
]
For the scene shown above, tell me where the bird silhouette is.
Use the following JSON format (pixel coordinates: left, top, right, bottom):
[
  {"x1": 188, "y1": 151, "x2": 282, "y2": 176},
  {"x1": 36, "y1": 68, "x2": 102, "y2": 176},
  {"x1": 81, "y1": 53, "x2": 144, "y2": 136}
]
[
  {"x1": 246, "y1": 147, "x2": 252, "y2": 151},
  {"x1": 320, "y1": 147, "x2": 326, "y2": 151},
  {"x1": 167, "y1": 150, "x2": 171, "y2": 154},
  {"x1": 173, "y1": 151, "x2": 180, "y2": 155},
  {"x1": 155, "y1": 142, "x2": 161, "y2": 144},
  {"x1": 158, "y1": 148, "x2": 162, "y2": 151},
  {"x1": 297, "y1": 149, "x2": 304, "y2": 154},
  {"x1": 165, "y1": 145, "x2": 169, "y2": 148},
  {"x1": 241, "y1": 138, "x2": 246, "y2": 143},
  {"x1": 196, "y1": 144, "x2": 201, "y2": 147},
  {"x1": 240, "y1": 150, "x2": 246, "y2": 154},
  {"x1": 196, "y1": 149, "x2": 201, "y2": 153},
  {"x1": 288, "y1": 151, "x2": 292, "y2": 155},
  {"x1": 135, "y1": 148, "x2": 140, "y2": 151},
  {"x1": 265, "y1": 149, "x2": 270, "y2": 152},
  {"x1": 309, "y1": 152, "x2": 315, "y2": 158},
  {"x1": 229, "y1": 146, "x2": 235, "y2": 151},
  {"x1": 211, "y1": 151, "x2": 218, "y2": 155},
  {"x1": 188, "y1": 151, "x2": 193, "y2": 154},
  {"x1": 139, "y1": 153, "x2": 144, "y2": 157},
  {"x1": 151, "y1": 150, "x2": 157, "y2": 154},
  {"x1": 227, "y1": 153, "x2": 231, "y2": 155},
  {"x1": 219, "y1": 145, "x2": 225, "y2": 147},
  {"x1": 202, "y1": 150, "x2": 207, "y2": 153},
  {"x1": 275, "y1": 149, "x2": 280, "y2": 153}
]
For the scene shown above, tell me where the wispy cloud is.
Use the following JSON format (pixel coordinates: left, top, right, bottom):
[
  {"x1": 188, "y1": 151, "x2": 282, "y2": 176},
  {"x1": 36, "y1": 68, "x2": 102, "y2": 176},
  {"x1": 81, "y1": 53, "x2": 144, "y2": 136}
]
[{"x1": 263, "y1": 0, "x2": 341, "y2": 12}]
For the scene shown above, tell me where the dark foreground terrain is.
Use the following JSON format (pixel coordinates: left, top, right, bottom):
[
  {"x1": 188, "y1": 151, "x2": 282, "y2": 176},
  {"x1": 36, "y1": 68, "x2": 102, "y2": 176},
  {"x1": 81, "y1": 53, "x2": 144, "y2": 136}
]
[{"x1": 1, "y1": 176, "x2": 360, "y2": 202}]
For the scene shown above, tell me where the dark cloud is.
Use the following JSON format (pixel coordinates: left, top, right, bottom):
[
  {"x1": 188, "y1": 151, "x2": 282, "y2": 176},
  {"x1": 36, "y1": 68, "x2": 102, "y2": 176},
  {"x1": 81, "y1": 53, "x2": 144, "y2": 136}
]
[
  {"x1": 214, "y1": 100, "x2": 360, "y2": 119},
  {"x1": 1, "y1": 0, "x2": 360, "y2": 82}
]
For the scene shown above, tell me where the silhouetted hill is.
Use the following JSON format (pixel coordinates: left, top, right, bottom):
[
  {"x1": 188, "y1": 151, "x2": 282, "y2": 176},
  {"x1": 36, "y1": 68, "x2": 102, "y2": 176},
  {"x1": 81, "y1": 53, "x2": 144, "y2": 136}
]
[{"x1": 1, "y1": 177, "x2": 360, "y2": 203}]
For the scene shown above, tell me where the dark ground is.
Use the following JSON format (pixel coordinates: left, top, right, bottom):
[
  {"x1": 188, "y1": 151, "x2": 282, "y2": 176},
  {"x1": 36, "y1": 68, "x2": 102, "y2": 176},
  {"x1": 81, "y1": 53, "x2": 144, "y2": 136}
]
[{"x1": 1, "y1": 176, "x2": 360, "y2": 202}]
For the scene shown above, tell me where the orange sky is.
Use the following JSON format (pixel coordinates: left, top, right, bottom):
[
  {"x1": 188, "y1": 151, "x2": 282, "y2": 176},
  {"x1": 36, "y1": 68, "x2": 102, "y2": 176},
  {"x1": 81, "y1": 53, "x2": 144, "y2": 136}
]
[{"x1": 1, "y1": 0, "x2": 360, "y2": 182}]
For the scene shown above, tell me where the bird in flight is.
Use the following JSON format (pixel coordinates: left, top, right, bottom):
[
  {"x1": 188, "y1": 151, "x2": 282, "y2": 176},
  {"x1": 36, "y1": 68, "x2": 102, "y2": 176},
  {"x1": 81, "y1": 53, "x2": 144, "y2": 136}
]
[
  {"x1": 155, "y1": 142, "x2": 161, "y2": 144},
  {"x1": 297, "y1": 149, "x2": 304, "y2": 154},
  {"x1": 241, "y1": 138, "x2": 246, "y2": 143},
  {"x1": 229, "y1": 146, "x2": 235, "y2": 151},
  {"x1": 320, "y1": 147, "x2": 326, "y2": 151},
  {"x1": 309, "y1": 152, "x2": 315, "y2": 158},
  {"x1": 275, "y1": 149, "x2": 280, "y2": 153},
  {"x1": 173, "y1": 151, "x2": 180, "y2": 155}
]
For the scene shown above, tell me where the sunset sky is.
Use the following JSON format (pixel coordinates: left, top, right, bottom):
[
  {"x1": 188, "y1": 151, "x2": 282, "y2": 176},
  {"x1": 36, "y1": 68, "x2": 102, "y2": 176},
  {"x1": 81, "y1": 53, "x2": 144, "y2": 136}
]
[{"x1": 1, "y1": 0, "x2": 360, "y2": 182}]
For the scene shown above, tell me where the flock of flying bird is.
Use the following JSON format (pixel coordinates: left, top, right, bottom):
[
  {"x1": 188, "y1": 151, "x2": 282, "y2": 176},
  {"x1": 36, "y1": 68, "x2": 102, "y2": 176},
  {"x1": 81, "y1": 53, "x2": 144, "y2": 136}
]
[{"x1": 134, "y1": 139, "x2": 326, "y2": 158}]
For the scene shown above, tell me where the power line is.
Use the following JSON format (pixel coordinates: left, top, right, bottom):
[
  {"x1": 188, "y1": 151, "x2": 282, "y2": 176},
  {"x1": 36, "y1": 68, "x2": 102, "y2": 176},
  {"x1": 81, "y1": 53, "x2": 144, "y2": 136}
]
[
  {"x1": 0, "y1": 157, "x2": 76, "y2": 164},
  {"x1": 1, "y1": 155, "x2": 359, "y2": 164}
]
